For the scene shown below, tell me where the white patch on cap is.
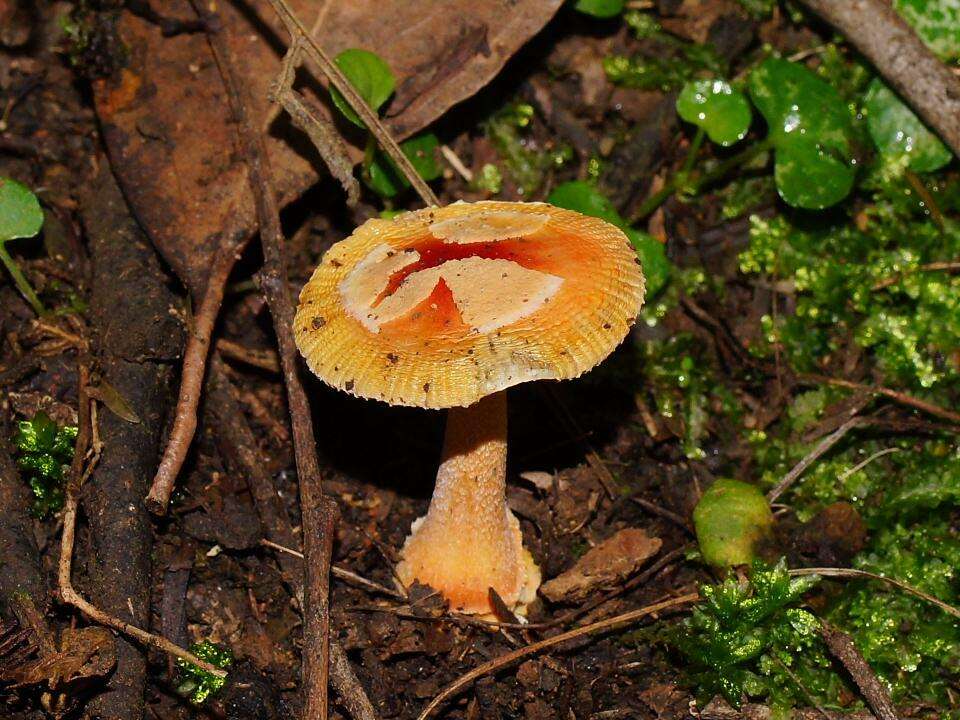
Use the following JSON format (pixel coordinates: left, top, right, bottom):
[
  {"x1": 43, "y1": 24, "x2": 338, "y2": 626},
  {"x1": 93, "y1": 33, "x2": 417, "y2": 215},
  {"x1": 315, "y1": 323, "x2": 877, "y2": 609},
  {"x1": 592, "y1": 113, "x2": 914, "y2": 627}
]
[
  {"x1": 429, "y1": 211, "x2": 550, "y2": 244},
  {"x1": 339, "y1": 244, "x2": 563, "y2": 334},
  {"x1": 441, "y1": 258, "x2": 562, "y2": 334},
  {"x1": 339, "y1": 243, "x2": 420, "y2": 331}
]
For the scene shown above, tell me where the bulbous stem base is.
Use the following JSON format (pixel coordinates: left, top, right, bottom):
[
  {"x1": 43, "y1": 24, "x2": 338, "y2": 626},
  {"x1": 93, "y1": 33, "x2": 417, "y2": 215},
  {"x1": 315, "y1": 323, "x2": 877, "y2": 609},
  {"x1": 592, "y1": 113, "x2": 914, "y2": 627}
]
[{"x1": 396, "y1": 391, "x2": 540, "y2": 615}]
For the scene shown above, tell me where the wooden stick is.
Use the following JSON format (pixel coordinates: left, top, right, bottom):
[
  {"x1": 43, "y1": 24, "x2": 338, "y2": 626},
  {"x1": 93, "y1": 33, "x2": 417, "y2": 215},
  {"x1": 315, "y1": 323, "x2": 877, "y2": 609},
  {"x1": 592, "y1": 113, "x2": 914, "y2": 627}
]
[
  {"x1": 191, "y1": 7, "x2": 340, "y2": 717},
  {"x1": 263, "y1": 0, "x2": 439, "y2": 207},
  {"x1": 820, "y1": 621, "x2": 899, "y2": 720},
  {"x1": 767, "y1": 416, "x2": 863, "y2": 502}
]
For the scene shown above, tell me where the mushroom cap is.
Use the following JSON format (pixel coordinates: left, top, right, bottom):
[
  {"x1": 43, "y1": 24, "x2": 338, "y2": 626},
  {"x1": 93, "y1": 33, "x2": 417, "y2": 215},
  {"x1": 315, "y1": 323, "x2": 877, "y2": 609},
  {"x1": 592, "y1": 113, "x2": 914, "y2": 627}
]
[{"x1": 294, "y1": 201, "x2": 645, "y2": 408}]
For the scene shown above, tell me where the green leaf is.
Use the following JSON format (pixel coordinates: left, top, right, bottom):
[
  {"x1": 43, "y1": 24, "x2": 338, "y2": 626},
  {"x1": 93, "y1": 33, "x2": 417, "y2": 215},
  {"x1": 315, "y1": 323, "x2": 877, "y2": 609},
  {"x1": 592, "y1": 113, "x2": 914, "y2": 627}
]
[
  {"x1": 677, "y1": 79, "x2": 752, "y2": 146},
  {"x1": 748, "y1": 58, "x2": 856, "y2": 209},
  {"x1": 892, "y1": 0, "x2": 960, "y2": 61},
  {"x1": 693, "y1": 478, "x2": 774, "y2": 567},
  {"x1": 863, "y1": 78, "x2": 952, "y2": 173},
  {"x1": 573, "y1": 0, "x2": 623, "y2": 18},
  {"x1": 330, "y1": 49, "x2": 396, "y2": 129},
  {"x1": 548, "y1": 181, "x2": 671, "y2": 296},
  {"x1": 0, "y1": 177, "x2": 44, "y2": 242},
  {"x1": 365, "y1": 133, "x2": 441, "y2": 198}
]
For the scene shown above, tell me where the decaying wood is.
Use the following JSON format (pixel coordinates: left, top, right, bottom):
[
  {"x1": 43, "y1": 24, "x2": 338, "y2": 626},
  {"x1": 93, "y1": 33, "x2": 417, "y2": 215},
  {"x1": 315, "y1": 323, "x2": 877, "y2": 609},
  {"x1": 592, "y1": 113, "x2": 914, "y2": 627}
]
[
  {"x1": 797, "y1": 0, "x2": 960, "y2": 157},
  {"x1": 80, "y1": 166, "x2": 187, "y2": 718},
  {"x1": 0, "y1": 437, "x2": 47, "y2": 611}
]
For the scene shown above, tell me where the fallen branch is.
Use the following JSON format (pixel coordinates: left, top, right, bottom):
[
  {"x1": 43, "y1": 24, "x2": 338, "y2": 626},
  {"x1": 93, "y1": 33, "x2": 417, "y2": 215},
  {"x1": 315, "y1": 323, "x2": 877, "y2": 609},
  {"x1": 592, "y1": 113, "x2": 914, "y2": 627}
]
[
  {"x1": 191, "y1": 6, "x2": 340, "y2": 717},
  {"x1": 767, "y1": 416, "x2": 864, "y2": 502},
  {"x1": 820, "y1": 621, "x2": 899, "y2": 720},
  {"x1": 416, "y1": 593, "x2": 700, "y2": 720},
  {"x1": 872, "y1": 261, "x2": 960, "y2": 291},
  {"x1": 58, "y1": 364, "x2": 225, "y2": 679},
  {"x1": 796, "y1": 0, "x2": 960, "y2": 157}
]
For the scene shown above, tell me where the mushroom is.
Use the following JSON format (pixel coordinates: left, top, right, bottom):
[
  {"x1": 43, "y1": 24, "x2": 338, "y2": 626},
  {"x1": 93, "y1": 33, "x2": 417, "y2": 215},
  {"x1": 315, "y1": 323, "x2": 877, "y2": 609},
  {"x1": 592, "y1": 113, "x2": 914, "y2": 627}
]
[{"x1": 294, "y1": 201, "x2": 644, "y2": 616}]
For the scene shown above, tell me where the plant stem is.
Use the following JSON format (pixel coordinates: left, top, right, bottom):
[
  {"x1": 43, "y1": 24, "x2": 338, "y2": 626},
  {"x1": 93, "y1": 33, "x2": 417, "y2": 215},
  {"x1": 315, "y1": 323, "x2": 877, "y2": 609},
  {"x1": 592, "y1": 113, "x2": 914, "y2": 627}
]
[
  {"x1": 629, "y1": 136, "x2": 773, "y2": 224},
  {"x1": 680, "y1": 126, "x2": 705, "y2": 176},
  {"x1": 0, "y1": 242, "x2": 45, "y2": 316}
]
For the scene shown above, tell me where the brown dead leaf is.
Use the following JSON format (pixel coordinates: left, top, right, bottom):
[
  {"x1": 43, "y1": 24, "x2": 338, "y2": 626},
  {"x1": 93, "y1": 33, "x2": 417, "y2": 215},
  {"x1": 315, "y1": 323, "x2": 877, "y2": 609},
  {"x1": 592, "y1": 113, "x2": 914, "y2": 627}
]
[
  {"x1": 94, "y1": 0, "x2": 562, "y2": 293},
  {"x1": 539, "y1": 528, "x2": 662, "y2": 604},
  {"x1": 7, "y1": 626, "x2": 116, "y2": 691}
]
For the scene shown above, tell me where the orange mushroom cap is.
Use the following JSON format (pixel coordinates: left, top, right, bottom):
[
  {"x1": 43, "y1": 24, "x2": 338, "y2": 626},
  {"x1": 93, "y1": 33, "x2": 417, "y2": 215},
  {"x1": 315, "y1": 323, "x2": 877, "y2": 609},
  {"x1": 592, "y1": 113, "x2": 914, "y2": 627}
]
[{"x1": 294, "y1": 201, "x2": 645, "y2": 408}]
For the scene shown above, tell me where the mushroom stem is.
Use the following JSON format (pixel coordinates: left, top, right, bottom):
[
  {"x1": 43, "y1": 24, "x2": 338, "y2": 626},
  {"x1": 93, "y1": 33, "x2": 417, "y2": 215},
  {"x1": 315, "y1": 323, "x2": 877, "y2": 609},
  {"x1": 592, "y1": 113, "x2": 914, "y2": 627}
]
[{"x1": 397, "y1": 391, "x2": 540, "y2": 615}]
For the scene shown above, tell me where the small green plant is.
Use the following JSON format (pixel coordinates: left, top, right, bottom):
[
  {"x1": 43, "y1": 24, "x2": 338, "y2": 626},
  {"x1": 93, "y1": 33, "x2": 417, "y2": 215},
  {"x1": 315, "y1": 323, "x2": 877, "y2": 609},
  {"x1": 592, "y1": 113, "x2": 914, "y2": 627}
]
[
  {"x1": 548, "y1": 180, "x2": 671, "y2": 297},
  {"x1": 892, "y1": 0, "x2": 960, "y2": 61},
  {"x1": 0, "y1": 177, "x2": 46, "y2": 315},
  {"x1": 329, "y1": 49, "x2": 441, "y2": 200},
  {"x1": 176, "y1": 640, "x2": 233, "y2": 704},
  {"x1": 676, "y1": 561, "x2": 836, "y2": 709},
  {"x1": 14, "y1": 412, "x2": 78, "y2": 518}
]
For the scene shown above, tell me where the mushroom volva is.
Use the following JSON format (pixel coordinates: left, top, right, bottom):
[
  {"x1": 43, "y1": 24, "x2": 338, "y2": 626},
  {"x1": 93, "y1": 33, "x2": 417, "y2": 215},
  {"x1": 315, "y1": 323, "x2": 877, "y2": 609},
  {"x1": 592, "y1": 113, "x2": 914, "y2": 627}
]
[{"x1": 294, "y1": 201, "x2": 644, "y2": 616}]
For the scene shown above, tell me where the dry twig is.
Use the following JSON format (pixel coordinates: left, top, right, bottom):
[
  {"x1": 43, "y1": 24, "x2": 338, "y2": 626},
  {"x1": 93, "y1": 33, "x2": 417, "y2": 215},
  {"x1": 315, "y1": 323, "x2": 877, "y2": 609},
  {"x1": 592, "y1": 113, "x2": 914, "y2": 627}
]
[
  {"x1": 146, "y1": 239, "x2": 249, "y2": 514},
  {"x1": 799, "y1": 374, "x2": 960, "y2": 426},
  {"x1": 416, "y1": 593, "x2": 700, "y2": 720},
  {"x1": 767, "y1": 416, "x2": 864, "y2": 502},
  {"x1": 59, "y1": 364, "x2": 226, "y2": 678},
  {"x1": 790, "y1": 567, "x2": 960, "y2": 619},
  {"x1": 191, "y1": 6, "x2": 340, "y2": 716},
  {"x1": 263, "y1": 0, "x2": 439, "y2": 207}
]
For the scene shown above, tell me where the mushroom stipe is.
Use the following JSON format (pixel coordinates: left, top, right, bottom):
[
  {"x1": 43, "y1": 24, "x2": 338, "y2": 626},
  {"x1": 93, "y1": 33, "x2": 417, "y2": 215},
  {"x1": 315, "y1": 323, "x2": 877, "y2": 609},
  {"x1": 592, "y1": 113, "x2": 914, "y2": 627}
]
[{"x1": 294, "y1": 201, "x2": 644, "y2": 616}]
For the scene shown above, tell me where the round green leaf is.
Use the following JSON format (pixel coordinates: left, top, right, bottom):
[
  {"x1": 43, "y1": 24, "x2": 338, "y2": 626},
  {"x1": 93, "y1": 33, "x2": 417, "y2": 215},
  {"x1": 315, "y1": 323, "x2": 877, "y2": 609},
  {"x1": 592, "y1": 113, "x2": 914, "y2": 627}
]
[
  {"x1": 863, "y1": 78, "x2": 952, "y2": 173},
  {"x1": 893, "y1": 0, "x2": 960, "y2": 61},
  {"x1": 365, "y1": 133, "x2": 441, "y2": 198},
  {"x1": 0, "y1": 177, "x2": 44, "y2": 242},
  {"x1": 573, "y1": 0, "x2": 624, "y2": 18},
  {"x1": 548, "y1": 180, "x2": 671, "y2": 296},
  {"x1": 676, "y1": 79, "x2": 752, "y2": 146},
  {"x1": 330, "y1": 49, "x2": 396, "y2": 129},
  {"x1": 693, "y1": 478, "x2": 774, "y2": 567},
  {"x1": 749, "y1": 58, "x2": 856, "y2": 209},
  {"x1": 774, "y1": 135, "x2": 856, "y2": 209}
]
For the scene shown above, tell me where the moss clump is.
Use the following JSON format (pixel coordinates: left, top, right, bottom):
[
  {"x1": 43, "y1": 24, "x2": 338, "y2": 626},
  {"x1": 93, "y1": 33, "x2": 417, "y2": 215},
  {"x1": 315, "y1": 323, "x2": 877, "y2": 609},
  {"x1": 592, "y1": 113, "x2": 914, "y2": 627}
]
[
  {"x1": 604, "y1": 11, "x2": 725, "y2": 91},
  {"x1": 14, "y1": 412, "x2": 78, "y2": 518},
  {"x1": 176, "y1": 641, "x2": 233, "y2": 704}
]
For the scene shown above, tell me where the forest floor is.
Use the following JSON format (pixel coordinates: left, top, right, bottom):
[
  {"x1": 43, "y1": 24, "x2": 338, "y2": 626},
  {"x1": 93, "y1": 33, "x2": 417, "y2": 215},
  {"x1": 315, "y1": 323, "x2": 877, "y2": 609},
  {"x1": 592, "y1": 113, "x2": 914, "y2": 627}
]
[{"x1": 0, "y1": 1, "x2": 958, "y2": 719}]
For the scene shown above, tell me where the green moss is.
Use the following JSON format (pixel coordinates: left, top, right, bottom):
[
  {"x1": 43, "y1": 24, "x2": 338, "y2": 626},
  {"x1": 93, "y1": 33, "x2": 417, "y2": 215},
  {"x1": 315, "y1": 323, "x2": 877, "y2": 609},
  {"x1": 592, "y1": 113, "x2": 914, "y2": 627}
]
[
  {"x1": 483, "y1": 102, "x2": 572, "y2": 197},
  {"x1": 14, "y1": 412, "x2": 78, "y2": 518},
  {"x1": 604, "y1": 11, "x2": 725, "y2": 91},
  {"x1": 176, "y1": 640, "x2": 233, "y2": 704}
]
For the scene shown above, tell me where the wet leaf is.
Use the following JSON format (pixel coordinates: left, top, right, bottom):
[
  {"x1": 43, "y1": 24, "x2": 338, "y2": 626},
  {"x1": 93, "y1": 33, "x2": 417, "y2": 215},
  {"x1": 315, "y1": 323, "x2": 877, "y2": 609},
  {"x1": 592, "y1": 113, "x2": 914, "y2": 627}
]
[
  {"x1": 693, "y1": 479, "x2": 773, "y2": 567},
  {"x1": 330, "y1": 49, "x2": 397, "y2": 128},
  {"x1": 0, "y1": 177, "x2": 43, "y2": 242},
  {"x1": 893, "y1": 0, "x2": 960, "y2": 61},
  {"x1": 365, "y1": 133, "x2": 441, "y2": 197},
  {"x1": 548, "y1": 180, "x2": 671, "y2": 296},
  {"x1": 573, "y1": 0, "x2": 624, "y2": 18},
  {"x1": 93, "y1": 0, "x2": 563, "y2": 293},
  {"x1": 677, "y1": 79, "x2": 752, "y2": 146},
  {"x1": 749, "y1": 58, "x2": 856, "y2": 209},
  {"x1": 863, "y1": 78, "x2": 952, "y2": 173}
]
